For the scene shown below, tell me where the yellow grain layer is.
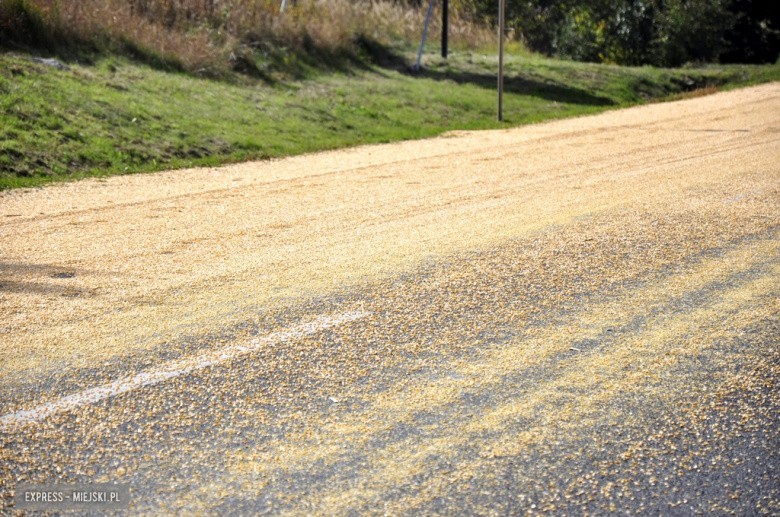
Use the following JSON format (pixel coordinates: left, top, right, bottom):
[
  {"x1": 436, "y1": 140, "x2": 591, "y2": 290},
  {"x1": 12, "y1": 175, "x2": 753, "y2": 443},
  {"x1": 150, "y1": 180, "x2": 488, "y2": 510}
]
[
  {"x1": 1, "y1": 84, "x2": 778, "y2": 385},
  {"x1": 213, "y1": 241, "x2": 777, "y2": 514}
]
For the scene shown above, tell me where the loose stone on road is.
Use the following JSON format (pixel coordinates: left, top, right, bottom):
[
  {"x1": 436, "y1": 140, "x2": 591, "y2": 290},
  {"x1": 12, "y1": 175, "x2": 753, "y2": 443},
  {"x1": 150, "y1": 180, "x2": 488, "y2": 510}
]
[{"x1": 1, "y1": 84, "x2": 778, "y2": 514}]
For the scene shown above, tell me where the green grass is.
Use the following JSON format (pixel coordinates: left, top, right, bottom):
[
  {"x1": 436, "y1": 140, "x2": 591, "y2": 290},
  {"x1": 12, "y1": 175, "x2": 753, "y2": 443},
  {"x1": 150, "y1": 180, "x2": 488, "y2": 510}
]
[{"x1": 1, "y1": 46, "x2": 778, "y2": 190}]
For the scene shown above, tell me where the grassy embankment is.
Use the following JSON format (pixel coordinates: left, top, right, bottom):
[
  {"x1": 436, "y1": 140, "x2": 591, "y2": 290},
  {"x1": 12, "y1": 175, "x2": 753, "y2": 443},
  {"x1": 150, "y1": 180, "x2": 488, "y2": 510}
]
[{"x1": 1, "y1": 0, "x2": 779, "y2": 190}]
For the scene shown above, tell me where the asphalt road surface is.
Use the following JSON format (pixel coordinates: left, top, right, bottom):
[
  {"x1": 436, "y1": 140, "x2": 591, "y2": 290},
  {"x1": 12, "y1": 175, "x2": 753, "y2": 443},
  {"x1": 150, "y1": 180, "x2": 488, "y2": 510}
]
[{"x1": 1, "y1": 84, "x2": 778, "y2": 514}]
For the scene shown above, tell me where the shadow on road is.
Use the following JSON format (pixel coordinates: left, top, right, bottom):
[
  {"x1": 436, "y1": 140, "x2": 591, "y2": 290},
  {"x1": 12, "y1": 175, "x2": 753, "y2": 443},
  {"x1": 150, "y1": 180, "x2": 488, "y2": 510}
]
[{"x1": 0, "y1": 261, "x2": 92, "y2": 297}]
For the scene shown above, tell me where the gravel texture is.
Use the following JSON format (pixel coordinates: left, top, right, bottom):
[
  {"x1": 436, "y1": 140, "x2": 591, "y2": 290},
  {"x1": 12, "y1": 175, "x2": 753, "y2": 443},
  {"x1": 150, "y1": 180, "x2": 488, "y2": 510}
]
[{"x1": 0, "y1": 83, "x2": 778, "y2": 514}]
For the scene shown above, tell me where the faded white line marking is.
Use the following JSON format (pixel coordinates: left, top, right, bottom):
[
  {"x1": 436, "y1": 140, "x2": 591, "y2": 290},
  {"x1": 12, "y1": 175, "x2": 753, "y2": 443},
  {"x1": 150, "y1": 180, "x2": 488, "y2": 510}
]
[{"x1": 0, "y1": 310, "x2": 369, "y2": 433}]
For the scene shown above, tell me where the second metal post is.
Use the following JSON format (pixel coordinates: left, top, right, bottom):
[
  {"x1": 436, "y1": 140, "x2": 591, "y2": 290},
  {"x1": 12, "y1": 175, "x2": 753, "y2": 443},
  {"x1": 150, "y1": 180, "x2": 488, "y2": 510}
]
[{"x1": 498, "y1": 0, "x2": 505, "y2": 121}]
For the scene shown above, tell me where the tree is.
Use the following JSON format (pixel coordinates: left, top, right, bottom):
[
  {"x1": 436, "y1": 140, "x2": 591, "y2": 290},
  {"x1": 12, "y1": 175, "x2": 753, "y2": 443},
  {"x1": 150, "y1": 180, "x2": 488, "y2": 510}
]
[
  {"x1": 457, "y1": 0, "x2": 776, "y2": 66},
  {"x1": 721, "y1": 0, "x2": 780, "y2": 63}
]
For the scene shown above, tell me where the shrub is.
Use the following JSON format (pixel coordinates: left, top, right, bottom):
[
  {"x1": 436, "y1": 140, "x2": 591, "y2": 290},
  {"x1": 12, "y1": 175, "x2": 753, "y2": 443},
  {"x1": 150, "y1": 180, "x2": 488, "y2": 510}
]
[
  {"x1": 457, "y1": 0, "x2": 773, "y2": 67},
  {"x1": 0, "y1": 0, "x2": 493, "y2": 76},
  {"x1": 652, "y1": 0, "x2": 734, "y2": 66},
  {"x1": 0, "y1": 0, "x2": 55, "y2": 50}
]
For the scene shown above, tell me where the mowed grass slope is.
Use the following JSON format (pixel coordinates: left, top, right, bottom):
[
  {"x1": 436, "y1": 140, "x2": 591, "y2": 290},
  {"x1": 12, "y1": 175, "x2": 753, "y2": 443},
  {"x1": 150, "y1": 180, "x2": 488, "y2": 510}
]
[{"x1": 1, "y1": 47, "x2": 779, "y2": 190}]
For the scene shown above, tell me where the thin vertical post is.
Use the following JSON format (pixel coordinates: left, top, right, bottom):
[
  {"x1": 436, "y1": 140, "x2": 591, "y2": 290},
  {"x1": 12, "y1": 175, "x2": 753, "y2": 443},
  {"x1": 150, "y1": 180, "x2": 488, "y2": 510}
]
[
  {"x1": 442, "y1": 0, "x2": 449, "y2": 58},
  {"x1": 415, "y1": 0, "x2": 436, "y2": 71},
  {"x1": 497, "y1": 0, "x2": 505, "y2": 121}
]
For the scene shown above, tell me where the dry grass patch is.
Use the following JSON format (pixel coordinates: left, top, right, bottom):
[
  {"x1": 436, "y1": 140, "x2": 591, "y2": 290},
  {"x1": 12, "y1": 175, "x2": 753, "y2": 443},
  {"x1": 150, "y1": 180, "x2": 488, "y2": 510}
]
[{"x1": 2, "y1": 0, "x2": 494, "y2": 76}]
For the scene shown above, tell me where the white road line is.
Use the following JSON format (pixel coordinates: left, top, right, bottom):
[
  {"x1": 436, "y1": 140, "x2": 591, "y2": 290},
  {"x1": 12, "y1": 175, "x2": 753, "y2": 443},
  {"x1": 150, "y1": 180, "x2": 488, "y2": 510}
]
[{"x1": 0, "y1": 310, "x2": 369, "y2": 433}]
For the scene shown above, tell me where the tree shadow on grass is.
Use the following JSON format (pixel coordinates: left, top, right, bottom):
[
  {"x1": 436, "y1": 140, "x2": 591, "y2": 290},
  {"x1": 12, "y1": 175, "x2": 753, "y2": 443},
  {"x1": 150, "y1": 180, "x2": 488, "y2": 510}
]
[
  {"x1": 356, "y1": 40, "x2": 615, "y2": 107},
  {"x1": 413, "y1": 68, "x2": 616, "y2": 106}
]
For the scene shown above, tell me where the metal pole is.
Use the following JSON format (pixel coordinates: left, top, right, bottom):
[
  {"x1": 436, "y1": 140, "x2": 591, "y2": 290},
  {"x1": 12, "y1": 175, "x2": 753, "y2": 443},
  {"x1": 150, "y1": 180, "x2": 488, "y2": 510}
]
[
  {"x1": 415, "y1": 0, "x2": 436, "y2": 71},
  {"x1": 497, "y1": 0, "x2": 505, "y2": 121},
  {"x1": 442, "y1": 0, "x2": 449, "y2": 58}
]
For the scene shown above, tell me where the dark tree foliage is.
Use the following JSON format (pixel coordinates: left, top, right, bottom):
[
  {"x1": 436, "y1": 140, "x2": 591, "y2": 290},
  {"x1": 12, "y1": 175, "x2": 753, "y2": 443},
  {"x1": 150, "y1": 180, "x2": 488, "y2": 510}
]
[
  {"x1": 458, "y1": 0, "x2": 779, "y2": 66},
  {"x1": 721, "y1": 0, "x2": 780, "y2": 63}
]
